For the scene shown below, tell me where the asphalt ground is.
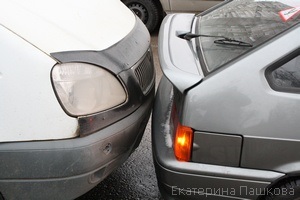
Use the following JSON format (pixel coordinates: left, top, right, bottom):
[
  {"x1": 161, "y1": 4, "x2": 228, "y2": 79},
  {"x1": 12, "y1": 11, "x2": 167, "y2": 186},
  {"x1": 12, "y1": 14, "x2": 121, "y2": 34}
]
[{"x1": 77, "y1": 32, "x2": 163, "y2": 200}]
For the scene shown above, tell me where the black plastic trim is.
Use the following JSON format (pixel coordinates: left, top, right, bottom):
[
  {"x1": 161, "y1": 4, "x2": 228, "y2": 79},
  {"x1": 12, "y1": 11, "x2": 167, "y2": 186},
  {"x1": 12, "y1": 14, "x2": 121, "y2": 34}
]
[{"x1": 50, "y1": 17, "x2": 150, "y2": 74}]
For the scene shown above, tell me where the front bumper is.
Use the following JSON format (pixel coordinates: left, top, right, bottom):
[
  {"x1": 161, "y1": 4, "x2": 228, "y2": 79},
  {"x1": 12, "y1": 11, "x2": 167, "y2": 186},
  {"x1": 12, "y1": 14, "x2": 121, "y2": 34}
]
[
  {"x1": 152, "y1": 76, "x2": 284, "y2": 200},
  {"x1": 0, "y1": 86, "x2": 154, "y2": 200}
]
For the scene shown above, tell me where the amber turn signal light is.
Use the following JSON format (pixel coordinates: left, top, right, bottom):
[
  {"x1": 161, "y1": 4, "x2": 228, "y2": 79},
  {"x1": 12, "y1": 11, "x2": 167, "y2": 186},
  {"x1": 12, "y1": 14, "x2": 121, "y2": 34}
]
[{"x1": 174, "y1": 123, "x2": 193, "y2": 162}]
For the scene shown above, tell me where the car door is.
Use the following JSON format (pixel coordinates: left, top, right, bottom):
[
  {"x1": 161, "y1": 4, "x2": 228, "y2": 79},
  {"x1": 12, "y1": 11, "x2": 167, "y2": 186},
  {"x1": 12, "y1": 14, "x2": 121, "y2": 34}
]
[{"x1": 169, "y1": 0, "x2": 223, "y2": 13}]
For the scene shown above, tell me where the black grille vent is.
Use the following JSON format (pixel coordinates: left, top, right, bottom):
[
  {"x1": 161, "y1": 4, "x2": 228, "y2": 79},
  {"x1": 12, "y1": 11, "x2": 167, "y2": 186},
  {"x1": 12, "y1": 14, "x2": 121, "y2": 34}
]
[{"x1": 134, "y1": 50, "x2": 154, "y2": 94}]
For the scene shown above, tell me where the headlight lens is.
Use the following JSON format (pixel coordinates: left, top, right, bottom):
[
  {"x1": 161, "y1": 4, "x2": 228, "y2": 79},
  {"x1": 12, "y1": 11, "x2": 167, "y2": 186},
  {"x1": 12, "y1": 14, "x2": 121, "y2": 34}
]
[{"x1": 52, "y1": 63, "x2": 126, "y2": 116}]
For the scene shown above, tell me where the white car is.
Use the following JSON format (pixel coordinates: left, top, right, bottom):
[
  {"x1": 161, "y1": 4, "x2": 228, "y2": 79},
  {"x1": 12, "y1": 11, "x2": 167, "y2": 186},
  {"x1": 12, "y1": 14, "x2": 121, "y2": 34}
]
[{"x1": 0, "y1": 0, "x2": 154, "y2": 199}]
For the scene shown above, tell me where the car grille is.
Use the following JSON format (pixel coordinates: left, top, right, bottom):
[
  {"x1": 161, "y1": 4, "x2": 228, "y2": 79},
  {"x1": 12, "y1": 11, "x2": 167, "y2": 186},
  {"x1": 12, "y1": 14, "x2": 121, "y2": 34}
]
[{"x1": 133, "y1": 49, "x2": 155, "y2": 95}]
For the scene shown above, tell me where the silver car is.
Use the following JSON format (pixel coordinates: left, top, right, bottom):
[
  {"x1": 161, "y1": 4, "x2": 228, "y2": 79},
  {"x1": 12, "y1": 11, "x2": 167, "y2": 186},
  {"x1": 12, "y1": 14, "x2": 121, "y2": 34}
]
[{"x1": 152, "y1": 0, "x2": 300, "y2": 199}]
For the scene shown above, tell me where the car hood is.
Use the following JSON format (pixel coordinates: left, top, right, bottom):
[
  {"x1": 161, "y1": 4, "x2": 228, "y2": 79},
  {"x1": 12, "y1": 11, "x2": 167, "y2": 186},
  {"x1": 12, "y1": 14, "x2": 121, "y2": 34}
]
[{"x1": 0, "y1": 0, "x2": 136, "y2": 54}]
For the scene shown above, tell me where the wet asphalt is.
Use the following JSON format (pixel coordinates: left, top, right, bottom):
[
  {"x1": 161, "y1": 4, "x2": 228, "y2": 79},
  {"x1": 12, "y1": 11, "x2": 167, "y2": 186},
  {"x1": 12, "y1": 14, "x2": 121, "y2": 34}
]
[{"x1": 77, "y1": 32, "x2": 163, "y2": 200}]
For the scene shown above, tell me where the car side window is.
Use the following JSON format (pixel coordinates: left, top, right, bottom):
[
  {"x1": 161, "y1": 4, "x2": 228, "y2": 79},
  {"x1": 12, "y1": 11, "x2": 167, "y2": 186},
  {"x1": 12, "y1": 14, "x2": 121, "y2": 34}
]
[{"x1": 268, "y1": 54, "x2": 300, "y2": 92}]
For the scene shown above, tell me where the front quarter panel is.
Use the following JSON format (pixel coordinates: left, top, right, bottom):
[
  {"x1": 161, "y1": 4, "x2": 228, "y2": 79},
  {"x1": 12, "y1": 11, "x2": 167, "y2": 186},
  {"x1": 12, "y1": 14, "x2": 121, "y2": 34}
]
[{"x1": 0, "y1": 25, "x2": 78, "y2": 142}]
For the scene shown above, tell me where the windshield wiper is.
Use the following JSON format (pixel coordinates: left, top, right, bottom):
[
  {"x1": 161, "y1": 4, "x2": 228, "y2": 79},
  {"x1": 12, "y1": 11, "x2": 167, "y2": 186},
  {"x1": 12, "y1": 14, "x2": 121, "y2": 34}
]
[
  {"x1": 214, "y1": 38, "x2": 253, "y2": 47},
  {"x1": 178, "y1": 32, "x2": 253, "y2": 47}
]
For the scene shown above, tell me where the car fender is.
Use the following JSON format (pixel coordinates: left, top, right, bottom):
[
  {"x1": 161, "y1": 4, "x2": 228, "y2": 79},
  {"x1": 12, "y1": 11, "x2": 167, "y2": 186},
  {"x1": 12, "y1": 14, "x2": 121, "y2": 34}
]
[{"x1": 0, "y1": 25, "x2": 78, "y2": 142}]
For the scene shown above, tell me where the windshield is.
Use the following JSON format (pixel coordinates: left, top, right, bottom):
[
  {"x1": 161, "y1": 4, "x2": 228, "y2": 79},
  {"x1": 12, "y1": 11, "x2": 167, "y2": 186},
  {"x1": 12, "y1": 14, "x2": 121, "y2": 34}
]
[{"x1": 196, "y1": 0, "x2": 300, "y2": 72}]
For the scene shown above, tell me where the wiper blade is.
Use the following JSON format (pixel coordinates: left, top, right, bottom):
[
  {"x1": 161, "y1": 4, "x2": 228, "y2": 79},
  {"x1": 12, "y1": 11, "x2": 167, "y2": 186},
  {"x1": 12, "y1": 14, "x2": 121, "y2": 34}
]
[
  {"x1": 178, "y1": 32, "x2": 225, "y2": 40},
  {"x1": 214, "y1": 38, "x2": 253, "y2": 47},
  {"x1": 178, "y1": 32, "x2": 253, "y2": 47}
]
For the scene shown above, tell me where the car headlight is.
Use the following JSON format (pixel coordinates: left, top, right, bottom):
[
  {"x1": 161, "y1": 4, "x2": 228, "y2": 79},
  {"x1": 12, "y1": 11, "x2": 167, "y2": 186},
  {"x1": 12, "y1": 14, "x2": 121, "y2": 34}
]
[{"x1": 51, "y1": 63, "x2": 127, "y2": 116}]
